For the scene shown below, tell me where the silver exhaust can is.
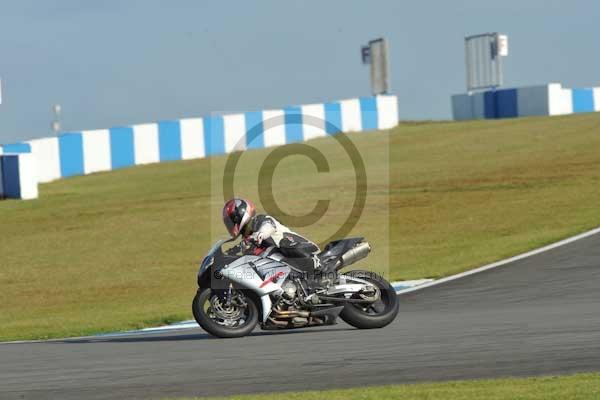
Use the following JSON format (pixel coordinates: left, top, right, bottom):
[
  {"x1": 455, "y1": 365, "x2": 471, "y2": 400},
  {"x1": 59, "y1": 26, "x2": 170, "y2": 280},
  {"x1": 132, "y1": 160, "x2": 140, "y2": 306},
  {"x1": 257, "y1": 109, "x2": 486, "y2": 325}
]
[{"x1": 335, "y1": 242, "x2": 371, "y2": 270}]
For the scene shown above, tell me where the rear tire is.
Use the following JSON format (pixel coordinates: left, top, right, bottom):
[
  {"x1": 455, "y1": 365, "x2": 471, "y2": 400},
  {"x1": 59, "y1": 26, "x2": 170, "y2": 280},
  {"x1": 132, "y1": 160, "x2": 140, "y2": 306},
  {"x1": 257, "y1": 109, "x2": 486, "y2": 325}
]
[
  {"x1": 339, "y1": 270, "x2": 399, "y2": 329},
  {"x1": 192, "y1": 287, "x2": 259, "y2": 338}
]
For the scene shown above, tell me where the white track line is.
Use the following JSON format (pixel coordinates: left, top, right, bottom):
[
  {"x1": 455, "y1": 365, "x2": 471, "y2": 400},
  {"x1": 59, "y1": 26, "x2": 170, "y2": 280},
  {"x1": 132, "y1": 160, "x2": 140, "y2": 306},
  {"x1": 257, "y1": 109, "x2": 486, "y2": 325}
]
[
  {"x1": 92, "y1": 280, "x2": 431, "y2": 337},
  {"x1": 398, "y1": 226, "x2": 600, "y2": 295},
  {"x1": 1, "y1": 281, "x2": 430, "y2": 343}
]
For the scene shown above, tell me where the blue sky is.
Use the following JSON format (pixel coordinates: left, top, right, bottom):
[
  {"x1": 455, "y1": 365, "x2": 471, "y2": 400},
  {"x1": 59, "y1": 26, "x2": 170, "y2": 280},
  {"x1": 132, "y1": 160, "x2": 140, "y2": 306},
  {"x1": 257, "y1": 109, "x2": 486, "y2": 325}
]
[{"x1": 0, "y1": 0, "x2": 598, "y2": 143}]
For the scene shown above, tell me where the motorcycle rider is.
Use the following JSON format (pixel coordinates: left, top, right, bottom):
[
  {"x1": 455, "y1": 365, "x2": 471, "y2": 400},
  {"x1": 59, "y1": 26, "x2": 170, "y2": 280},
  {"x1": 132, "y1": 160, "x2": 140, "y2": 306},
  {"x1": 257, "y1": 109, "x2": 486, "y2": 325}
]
[{"x1": 222, "y1": 198, "x2": 320, "y2": 273}]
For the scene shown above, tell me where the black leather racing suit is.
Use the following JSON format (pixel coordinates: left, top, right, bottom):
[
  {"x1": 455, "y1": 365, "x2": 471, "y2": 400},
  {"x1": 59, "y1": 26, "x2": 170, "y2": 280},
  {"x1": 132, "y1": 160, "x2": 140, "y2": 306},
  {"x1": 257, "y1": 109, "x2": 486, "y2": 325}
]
[{"x1": 233, "y1": 215, "x2": 320, "y2": 272}]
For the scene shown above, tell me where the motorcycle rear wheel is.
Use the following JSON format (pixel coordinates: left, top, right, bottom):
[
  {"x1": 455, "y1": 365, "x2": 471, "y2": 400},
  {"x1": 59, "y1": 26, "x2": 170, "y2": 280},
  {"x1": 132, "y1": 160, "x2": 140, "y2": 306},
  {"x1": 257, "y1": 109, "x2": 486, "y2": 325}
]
[
  {"x1": 338, "y1": 270, "x2": 399, "y2": 329},
  {"x1": 192, "y1": 287, "x2": 259, "y2": 338}
]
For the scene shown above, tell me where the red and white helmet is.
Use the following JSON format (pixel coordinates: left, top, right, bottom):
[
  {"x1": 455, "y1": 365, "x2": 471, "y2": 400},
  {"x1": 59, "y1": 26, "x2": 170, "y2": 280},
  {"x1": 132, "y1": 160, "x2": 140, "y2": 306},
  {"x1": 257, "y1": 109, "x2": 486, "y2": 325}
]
[{"x1": 222, "y1": 198, "x2": 256, "y2": 238}]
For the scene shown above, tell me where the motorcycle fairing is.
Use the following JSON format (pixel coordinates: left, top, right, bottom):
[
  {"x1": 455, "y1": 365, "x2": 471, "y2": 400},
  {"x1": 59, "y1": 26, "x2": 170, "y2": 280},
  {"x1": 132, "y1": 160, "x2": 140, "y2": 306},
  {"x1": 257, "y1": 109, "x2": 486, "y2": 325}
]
[{"x1": 220, "y1": 255, "x2": 291, "y2": 322}]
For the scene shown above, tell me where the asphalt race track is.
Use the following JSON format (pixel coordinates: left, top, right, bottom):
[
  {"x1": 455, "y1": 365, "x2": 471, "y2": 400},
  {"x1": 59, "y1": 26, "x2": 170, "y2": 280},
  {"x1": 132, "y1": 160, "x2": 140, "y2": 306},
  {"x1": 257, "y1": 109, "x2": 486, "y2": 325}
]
[{"x1": 2, "y1": 233, "x2": 600, "y2": 399}]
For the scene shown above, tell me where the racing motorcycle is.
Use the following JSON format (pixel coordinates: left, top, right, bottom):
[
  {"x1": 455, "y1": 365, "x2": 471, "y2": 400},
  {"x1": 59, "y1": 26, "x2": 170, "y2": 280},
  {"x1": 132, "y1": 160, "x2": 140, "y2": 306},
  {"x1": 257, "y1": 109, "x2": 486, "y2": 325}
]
[{"x1": 192, "y1": 237, "x2": 399, "y2": 338}]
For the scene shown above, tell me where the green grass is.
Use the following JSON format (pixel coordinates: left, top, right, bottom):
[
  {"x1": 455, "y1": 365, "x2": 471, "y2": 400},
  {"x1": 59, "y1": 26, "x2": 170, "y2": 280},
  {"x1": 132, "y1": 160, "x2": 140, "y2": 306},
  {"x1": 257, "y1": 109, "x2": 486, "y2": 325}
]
[
  {"x1": 170, "y1": 372, "x2": 600, "y2": 400},
  {"x1": 2, "y1": 113, "x2": 600, "y2": 340}
]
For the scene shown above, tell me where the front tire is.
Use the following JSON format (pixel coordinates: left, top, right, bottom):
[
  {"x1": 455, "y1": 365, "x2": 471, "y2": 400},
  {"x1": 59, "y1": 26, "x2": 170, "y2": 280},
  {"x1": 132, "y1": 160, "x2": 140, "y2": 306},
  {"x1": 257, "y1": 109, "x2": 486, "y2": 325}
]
[
  {"x1": 192, "y1": 287, "x2": 259, "y2": 338},
  {"x1": 339, "y1": 270, "x2": 399, "y2": 329}
]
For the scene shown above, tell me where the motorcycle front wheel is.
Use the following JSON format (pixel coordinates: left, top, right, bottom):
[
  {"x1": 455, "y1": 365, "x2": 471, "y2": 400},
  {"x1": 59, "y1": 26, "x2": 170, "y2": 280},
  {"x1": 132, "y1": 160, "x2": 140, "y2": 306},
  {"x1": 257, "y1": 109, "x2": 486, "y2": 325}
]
[
  {"x1": 192, "y1": 287, "x2": 259, "y2": 338},
  {"x1": 339, "y1": 270, "x2": 399, "y2": 329}
]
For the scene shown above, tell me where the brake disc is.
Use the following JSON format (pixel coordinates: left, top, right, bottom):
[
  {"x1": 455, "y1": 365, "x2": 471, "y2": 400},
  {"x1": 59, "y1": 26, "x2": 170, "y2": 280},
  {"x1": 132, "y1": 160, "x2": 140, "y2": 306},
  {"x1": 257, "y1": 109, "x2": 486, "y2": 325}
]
[{"x1": 210, "y1": 295, "x2": 243, "y2": 325}]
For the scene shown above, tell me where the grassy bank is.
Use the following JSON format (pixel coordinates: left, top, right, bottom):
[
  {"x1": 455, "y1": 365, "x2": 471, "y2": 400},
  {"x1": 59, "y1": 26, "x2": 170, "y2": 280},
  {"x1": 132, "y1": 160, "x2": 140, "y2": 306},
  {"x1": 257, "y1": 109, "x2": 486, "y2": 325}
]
[
  {"x1": 2, "y1": 113, "x2": 600, "y2": 340},
  {"x1": 172, "y1": 372, "x2": 600, "y2": 400}
]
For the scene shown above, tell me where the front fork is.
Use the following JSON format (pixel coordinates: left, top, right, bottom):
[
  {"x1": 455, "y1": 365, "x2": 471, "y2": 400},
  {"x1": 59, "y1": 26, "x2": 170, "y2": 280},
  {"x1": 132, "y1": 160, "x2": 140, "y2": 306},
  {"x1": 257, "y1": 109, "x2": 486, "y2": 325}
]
[
  {"x1": 219, "y1": 282, "x2": 270, "y2": 322},
  {"x1": 225, "y1": 283, "x2": 234, "y2": 306}
]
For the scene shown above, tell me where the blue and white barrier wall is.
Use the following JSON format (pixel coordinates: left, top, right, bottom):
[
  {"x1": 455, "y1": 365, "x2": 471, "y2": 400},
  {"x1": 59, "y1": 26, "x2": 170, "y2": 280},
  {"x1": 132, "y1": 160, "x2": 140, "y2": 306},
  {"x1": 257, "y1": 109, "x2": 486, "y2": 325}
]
[
  {"x1": 0, "y1": 153, "x2": 39, "y2": 200},
  {"x1": 452, "y1": 83, "x2": 600, "y2": 120},
  {"x1": 0, "y1": 95, "x2": 398, "y2": 186}
]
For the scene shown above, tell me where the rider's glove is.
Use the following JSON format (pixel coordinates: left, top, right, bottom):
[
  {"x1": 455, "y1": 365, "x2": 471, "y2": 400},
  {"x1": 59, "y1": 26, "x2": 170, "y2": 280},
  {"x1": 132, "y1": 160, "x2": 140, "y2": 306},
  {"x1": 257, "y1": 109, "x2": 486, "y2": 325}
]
[{"x1": 251, "y1": 231, "x2": 268, "y2": 245}]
